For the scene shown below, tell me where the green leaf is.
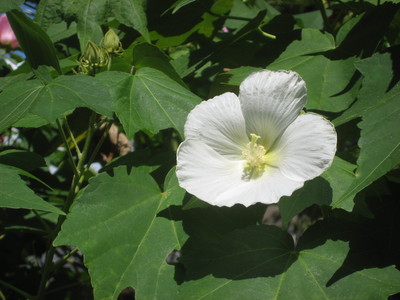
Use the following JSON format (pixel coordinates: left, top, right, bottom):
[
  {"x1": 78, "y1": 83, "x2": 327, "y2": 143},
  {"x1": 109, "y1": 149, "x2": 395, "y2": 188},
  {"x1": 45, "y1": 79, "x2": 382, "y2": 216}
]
[
  {"x1": 333, "y1": 52, "x2": 399, "y2": 125},
  {"x1": 0, "y1": 150, "x2": 46, "y2": 172},
  {"x1": 163, "y1": 167, "x2": 186, "y2": 207},
  {"x1": 54, "y1": 166, "x2": 187, "y2": 299},
  {"x1": 272, "y1": 29, "x2": 336, "y2": 61},
  {"x1": 0, "y1": 73, "x2": 31, "y2": 91},
  {"x1": 334, "y1": 3, "x2": 399, "y2": 58},
  {"x1": 132, "y1": 43, "x2": 186, "y2": 86},
  {"x1": 0, "y1": 75, "x2": 112, "y2": 132},
  {"x1": 332, "y1": 53, "x2": 400, "y2": 209},
  {"x1": 322, "y1": 157, "x2": 356, "y2": 211},
  {"x1": 294, "y1": 9, "x2": 329, "y2": 29},
  {"x1": 12, "y1": 113, "x2": 50, "y2": 128},
  {"x1": 97, "y1": 68, "x2": 201, "y2": 137},
  {"x1": 35, "y1": 0, "x2": 149, "y2": 49},
  {"x1": 278, "y1": 176, "x2": 332, "y2": 226},
  {"x1": 0, "y1": 0, "x2": 23, "y2": 13},
  {"x1": 0, "y1": 164, "x2": 64, "y2": 214},
  {"x1": 74, "y1": 0, "x2": 108, "y2": 50},
  {"x1": 267, "y1": 29, "x2": 359, "y2": 112},
  {"x1": 111, "y1": 0, "x2": 150, "y2": 43},
  {"x1": 34, "y1": 0, "x2": 64, "y2": 30},
  {"x1": 6, "y1": 9, "x2": 62, "y2": 74},
  {"x1": 168, "y1": 0, "x2": 197, "y2": 14},
  {"x1": 178, "y1": 223, "x2": 400, "y2": 299}
]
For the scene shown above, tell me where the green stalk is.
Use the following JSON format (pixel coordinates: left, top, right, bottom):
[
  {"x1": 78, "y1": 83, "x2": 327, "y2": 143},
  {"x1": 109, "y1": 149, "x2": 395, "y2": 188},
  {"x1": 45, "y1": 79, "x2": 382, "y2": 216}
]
[
  {"x1": 63, "y1": 117, "x2": 82, "y2": 159},
  {"x1": 35, "y1": 112, "x2": 98, "y2": 300},
  {"x1": 315, "y1": 0, "x2": 331, "y2": 32},
  {"x1": 56, "y1": 119, "x2": 79, "y2": 178},
  {"x1": 49, "y1": 248, "x2": 79, "y2": 273},
  {"x1": 86, "y1": 121, "x2": 112, "y2": 170},
  {"x1": 258, "y1": 27, "x2": 276, "y2": 39}
]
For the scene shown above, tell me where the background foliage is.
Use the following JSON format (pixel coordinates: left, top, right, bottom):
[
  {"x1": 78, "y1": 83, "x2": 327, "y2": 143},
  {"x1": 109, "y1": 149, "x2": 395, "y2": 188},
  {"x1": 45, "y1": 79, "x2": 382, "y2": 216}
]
[{"x1": 1, "y1": 0, "x2": 400, "y2": 299}]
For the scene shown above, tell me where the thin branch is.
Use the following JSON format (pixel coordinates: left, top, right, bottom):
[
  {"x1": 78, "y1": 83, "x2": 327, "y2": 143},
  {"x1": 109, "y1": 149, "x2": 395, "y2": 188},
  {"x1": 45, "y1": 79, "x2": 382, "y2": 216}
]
[
  {"x1": 63, "y1": 117, "x2": 82, "y2": 159},
  {"x1": 56, "y1": 119, "x2": 79, "y2": 178}
]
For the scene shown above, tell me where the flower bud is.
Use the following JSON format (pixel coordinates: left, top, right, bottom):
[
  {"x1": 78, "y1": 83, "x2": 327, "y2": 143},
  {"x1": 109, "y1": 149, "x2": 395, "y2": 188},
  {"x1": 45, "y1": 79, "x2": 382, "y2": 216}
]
[
  {"x1": 79, "y1": 40, "x2": 110, "y2": 73},
  {"x1": 0, "y1": 14, "x2": 19, "y2": 49},
  {"x1": 101, "y1": 29, "x2": 123, "y2": 55}
]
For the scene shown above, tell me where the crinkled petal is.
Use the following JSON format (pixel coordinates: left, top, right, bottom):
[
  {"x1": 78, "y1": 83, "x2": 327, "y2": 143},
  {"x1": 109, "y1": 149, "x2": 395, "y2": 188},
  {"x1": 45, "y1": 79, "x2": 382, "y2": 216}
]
[
  {"x1": 270, "y1": 113, "x2": 337, "y2": 182},
  {"x1": 184, "y1": 92, "x2": 249, "y2": 159},
  {"x1": 176, "y1": 139, "x2": 304, "y2": 207},
  {"x1": 239, "y1": 70, "x2": 307, "y2": 149}
]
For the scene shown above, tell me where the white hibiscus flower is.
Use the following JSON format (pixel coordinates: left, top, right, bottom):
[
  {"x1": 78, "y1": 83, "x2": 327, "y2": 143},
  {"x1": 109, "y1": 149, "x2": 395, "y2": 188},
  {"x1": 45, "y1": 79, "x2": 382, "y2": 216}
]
[{"x1": 176, "y1": 70, "x2": 337, "y2": 207}]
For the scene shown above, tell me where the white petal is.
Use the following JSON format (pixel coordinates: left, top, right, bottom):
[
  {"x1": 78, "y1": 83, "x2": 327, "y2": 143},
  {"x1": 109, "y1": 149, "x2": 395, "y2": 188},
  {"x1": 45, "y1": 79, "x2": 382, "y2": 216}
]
[
  {"x1": 176, "y1": 139, "x2": 304, "y2": 207},
  {"x1": 215, "y1": 167, "x2": 304, "y2": 207},
  {"x1": 176, "y1": 139, "x2": 245, "y2": 206},
  {"x1": 184, "y1": 92, "x2": 249, "y2": 159},
  {"x1": 270, "y1": 113, "x2": 337, "y2": 182},
  {"x1": 239, "y1": 70, "x2": 307, "y2": 149}
]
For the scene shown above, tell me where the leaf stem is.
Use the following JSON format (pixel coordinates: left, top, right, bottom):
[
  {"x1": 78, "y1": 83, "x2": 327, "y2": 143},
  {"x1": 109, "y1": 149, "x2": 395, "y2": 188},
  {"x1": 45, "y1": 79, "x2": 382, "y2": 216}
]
[
  {"x1": 36, "y1": 112, "x2": 98, "y2": 300},
  {"x1": 49, "y1": 248, "x2": 79, "y2": 273},
  {"x1": 85, "y1": 121, "x2": 112, "y2": 170},
  {"x1": 257, "y1": 27, "x2": 276, "y2": 39},
  {"x1": 0, "y1": 279, "x2": 33, "y2": 299}
]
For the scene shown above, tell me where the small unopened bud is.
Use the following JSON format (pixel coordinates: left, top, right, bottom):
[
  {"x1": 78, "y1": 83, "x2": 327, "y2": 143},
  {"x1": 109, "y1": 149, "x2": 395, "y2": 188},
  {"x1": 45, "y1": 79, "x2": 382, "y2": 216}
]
[
  {"x1": 101, "y1": 29, "x2": 123, "y2": 55},
  {"x1": 79, "y1": 40, "x2": 110, "y2": 74}
]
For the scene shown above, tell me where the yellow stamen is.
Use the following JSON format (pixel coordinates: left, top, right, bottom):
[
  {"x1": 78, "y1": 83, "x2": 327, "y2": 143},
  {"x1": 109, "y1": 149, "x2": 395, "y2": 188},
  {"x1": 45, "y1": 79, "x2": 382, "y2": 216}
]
[{"x1": 242, "y1": 134, "x2": 268, "y2": 180}]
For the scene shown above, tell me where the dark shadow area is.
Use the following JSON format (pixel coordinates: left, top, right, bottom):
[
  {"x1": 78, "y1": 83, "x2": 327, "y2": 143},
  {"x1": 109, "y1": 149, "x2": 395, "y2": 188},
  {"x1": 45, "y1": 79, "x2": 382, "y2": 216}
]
[
  {"x1": 388, "y1": 45, "x2": 400, "y2": 91},
  {"x1": 146, "y1": 0, "x2": 214, "y2": 37},
  {"x1": 117, "y1": 286, "x2": 135, "y2": 300},
  {"x1": 329, "y1": 2, "x2": 399, "y2": 59},
  {"x1": 101, "y1": 132, "x2": 176, "y2": 186},
  {"x1": 297, "y1": 183, "x2": 400, "y2": 287},
  {"x1": 158, "y1": 203, "x2": 299, "y2": 281},
  {"x1": 158, "y1": 176, "x2": 399, "y2": 289}
]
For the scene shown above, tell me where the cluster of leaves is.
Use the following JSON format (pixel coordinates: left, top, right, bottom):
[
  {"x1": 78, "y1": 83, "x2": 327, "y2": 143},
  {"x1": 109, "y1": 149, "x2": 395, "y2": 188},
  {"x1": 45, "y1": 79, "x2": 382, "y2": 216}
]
[{"x1": 0, "y1": 0, "x2": 400, "y2": 299}]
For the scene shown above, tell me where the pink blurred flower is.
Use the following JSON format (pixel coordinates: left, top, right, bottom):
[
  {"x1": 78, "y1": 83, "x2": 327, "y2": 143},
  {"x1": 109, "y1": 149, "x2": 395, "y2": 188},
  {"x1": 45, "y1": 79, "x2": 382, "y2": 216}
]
[{"x1": 0, "y1": 14, "x2": 19, "y2": 49}]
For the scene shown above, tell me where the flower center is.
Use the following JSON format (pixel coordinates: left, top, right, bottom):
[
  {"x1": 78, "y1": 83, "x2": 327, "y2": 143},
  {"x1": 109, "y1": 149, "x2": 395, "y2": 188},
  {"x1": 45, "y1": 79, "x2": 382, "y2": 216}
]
[{"x1": 242, "y1": 134, "x2": 268, "y2": 180}]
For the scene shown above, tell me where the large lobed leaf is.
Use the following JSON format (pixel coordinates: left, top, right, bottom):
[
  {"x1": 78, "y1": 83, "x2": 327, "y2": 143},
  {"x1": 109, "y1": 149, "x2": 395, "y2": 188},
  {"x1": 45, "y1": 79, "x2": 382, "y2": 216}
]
[
  {"x1": 220, "y1": 29, "x2": 359, "y2": 113},
  {"x1": 332, "y1": 53, "x2": 400, "y2": 209},
  {"x1": 0, "y1": 75, "x2": 112, "y2": 132},
  {"x1": 35, "y1": 0, "x2": 149, "y2": 49},
  {"x1": 177, "y1": 220, "x2": 400, "y2": 300},
  {"x1": 54, "y1": 166, "x2": 187, "y2": 299},
  {"x1": 97, "y1": 68, "x2": 201, "y2": 137}
]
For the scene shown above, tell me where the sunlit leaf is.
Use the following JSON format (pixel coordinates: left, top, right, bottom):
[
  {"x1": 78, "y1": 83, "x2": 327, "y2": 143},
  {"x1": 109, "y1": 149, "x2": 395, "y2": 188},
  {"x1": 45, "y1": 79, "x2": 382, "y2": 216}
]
[
  {"x1": 54, "y1": 166, "x2": 187, "y2": 299},
  {"x1": 111, "y1": 0, "x2": 150, "y2": 42},
  {"x1": 97, "y1": 68, "x2": 201, "y2": 137},
  {"x1": 0, "y1": 75, "x2": 112, "y2": 132},
  {"x1": 332, "y1": 53, "x2": 400, "y2": 209}
]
